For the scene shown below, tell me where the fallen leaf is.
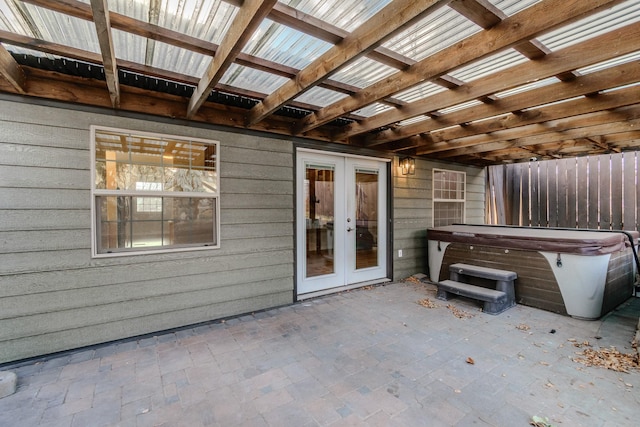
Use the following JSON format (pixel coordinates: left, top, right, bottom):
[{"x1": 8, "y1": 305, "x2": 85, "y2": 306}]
[
  {"x1": 446, "y1": 304, "x2": 475, "y2": 319},
  {"x1": 516, "y1": 324, "x2": 530, "y2": 331},
  {"x1": 466, "y1": 357, "x2": 475, "y2": 365},
  {"x1": 572, "y1": 346, "x2": 640, "y2": 372},
  {"x1": 417, "y1": 298, "x2": 438, "y2": 308}
]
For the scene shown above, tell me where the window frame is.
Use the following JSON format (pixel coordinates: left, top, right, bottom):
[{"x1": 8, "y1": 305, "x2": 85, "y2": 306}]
[
  {"x1": 432, "y1": 168, "x2": 466, "y2": 227},
  {"x1": 90, "y1": 125, "x2": 220, "y2": 258}
]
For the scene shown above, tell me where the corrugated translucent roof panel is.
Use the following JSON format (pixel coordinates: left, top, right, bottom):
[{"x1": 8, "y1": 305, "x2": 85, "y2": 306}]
[
  {"x1": 398, "y1": 115, "x2": 430, "y2": 127},
  {"x1": 538, "y1": 0, "x2": 640, "y2": 51},
  {"x1": 487, "y1": 0, "x2": 541, "y2": 16},
  {"x1": 577, "y1": 51, "x2": 640, "y2": 75},
  {"x1": 294, "y1": 86, "x2": 348, "y2": 108},
  {"x1": 279, "y1": 0, "x2": 392, "y2": 32},
  {"x1": 242, "y1": 19, "x2": 332, "y2": 69},
  {"x1": 352, "y1": 102, "x2": 394, "y2": 118},
  {"x1": 601, "y1": 81, "x2": 640, "y2": 94},
  {"x1": 381, "y1": 6, "x2": 482, "y2": 61},
  {"x1": 493, "y1": 77, "x2": 560, "y2": 99},
  {"x1": 448, "y1": 49, "x2": 528, "y2": 83},
  {"x1": 0, "y1": 1, "x2": 99, "y2": 53},
  {"x1": 106, "y1": 0, "x2": 238, "y2": 45},
  {"x1": 330, "y1": 57, "x2": 397, "y2": 88},
  {"x1": 393, "y1": 81, "x2": 447, "y2": 103},
  {"x1": 220, "y1": 63, "x2": 288, "y2": 95},
  {"x1": 111, "y1": 29, "x2": 212, "y2": 77},
  {"x1": 437, "y1": 99, "x2": 484, "y2": 115}
]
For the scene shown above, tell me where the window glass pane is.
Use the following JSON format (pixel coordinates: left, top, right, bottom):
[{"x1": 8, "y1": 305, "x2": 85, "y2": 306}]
[
  {"x1": 433, "y1": 169, "x2": 465, "y2": 227},
  {"x1": 355, "y1": 170, "x2": 378, "y2": 270},
  {"x1": 305, "y1": 164, "x2": 335, "y2": 278},
  {"x1": 96, "y1": 196, "x2": 216, "y2": 253},
  {"x1": 93, "y1": 127, "x2": 219, "y2": 256}
]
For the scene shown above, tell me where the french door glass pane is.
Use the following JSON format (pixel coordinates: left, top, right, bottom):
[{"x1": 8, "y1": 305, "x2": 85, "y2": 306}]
[
  {"x1": 355, "y1": 170, "x2": 378, "y2": 270},
  {"x1": 305, "y1": 164, "x2": 335, "y2": 278}
]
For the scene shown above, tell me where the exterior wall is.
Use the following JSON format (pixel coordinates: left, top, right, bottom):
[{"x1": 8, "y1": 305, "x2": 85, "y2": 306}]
[
  {"x1": 0, "y1": 98, "x2": 294, "y2": 364},
  {"x1": 392, "y1": 157, "x2": 485, "y2": 280}
]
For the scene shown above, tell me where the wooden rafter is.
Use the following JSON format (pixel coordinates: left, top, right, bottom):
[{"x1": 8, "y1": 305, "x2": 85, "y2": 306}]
[
  {"x1": 0, "y1": 44, "x2": 26, "y2": 93},
  {"x1": 186, "y1": 0, "x2": 278, "y2": 119},
  {"x1": 386, "y1": 60, "x2": 640, "y2": 154},
  {"x1": 409, "y1": 90, "x2": 640, "y2": 155},
  {"x1": 421, "y1": 104, "x2": 640, "y2": 159},
  {"x1": 245, "y1": 0, "x2": 449, "y2": 127},
  {"x1": 432, "y1": 118, "x2": 640, "y2": 159},
  {"x1": 294, "y1": 0, "x2": 624, "y2": 136},
  {"x1": 90, "y1": 0, "x2": 119, "y2": 107},
  {"x1": 359, "y1": 22, "x2": 640, "y2": 145}
]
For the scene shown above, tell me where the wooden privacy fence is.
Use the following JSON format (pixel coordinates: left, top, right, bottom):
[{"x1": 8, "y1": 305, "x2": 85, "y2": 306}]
[{"x1": 487, "y1": 152, "x2": 640, "y2": 231}]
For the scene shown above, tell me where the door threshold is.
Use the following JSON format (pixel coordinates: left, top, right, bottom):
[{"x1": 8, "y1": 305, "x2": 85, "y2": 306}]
[{"x1": 297, "y1": 278, "x2": 391, "y2": 301}]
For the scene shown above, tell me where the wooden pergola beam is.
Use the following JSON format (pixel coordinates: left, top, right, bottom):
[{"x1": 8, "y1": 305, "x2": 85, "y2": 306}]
[
  {"x1": 449, "y1": 0, "x2": 550, "y2": 59},
  {"x1": 0, "y1": 44, "x2": 26, "y2": 93},
  {"x1": 186, "y1": 0, "x2": 277, "y2": 119},
  {"x1": 359, "y1": 22, "x2": 640, "y2": 144},
  {"x1": 387, "y1": 60, "x2": 640, "y2": 154},
  {"x1": 245, "y1": 0, "x2": 449, "y2": 126},
  {"x1": 295, "y1": 0, "x2": 623, "y2": 135},
  {"x1": 405, "y1": 90, "x2": 640, "y2": 155},
  {"x1": 90, "y1": 0, "x2": 119, "y2": 107},
  {"x1": 432, "y1": 118, "x2": 640, "y2": 158},
  {"x1": 419, "y1": 104, "x2": 640, "y2": 159}
]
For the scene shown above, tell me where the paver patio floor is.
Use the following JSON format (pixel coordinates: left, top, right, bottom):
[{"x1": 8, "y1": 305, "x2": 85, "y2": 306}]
[{"x1": 1, "y1": 280, "x2": 639, "y2": 426}]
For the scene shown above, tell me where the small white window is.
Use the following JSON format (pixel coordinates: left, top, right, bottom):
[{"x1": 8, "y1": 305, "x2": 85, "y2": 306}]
[
  {"x1": 433, "y1": 169, "x2": 465, "y2": 227},
  {"x1": 91, "y1": 126, "x2": 220, "y2": 257}
]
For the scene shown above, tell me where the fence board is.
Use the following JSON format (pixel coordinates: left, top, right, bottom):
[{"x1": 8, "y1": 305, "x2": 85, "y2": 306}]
[
  {"x1": 588, "y1": 156, "x2": 600, "y2": 229},
  {"x1": 520, "y1": 163, "x2": 530, "y2": 226},
  {"x1": 498, "y1": 153, "x2": 639, "y2": 231},
  {"x1": 566, "y1": 158, "x2": 577, "y2": 228},
  {"x1": 611, "y1": 153, "x2": 624, "y2": 230},
  {"x1": 504, "y1": 165, "x2": 521, "y2": 225},
  {"x1": 538, "y1": 161, "x2": 549, "y2": 227},
  {"x1": 576, "y1": 157, "x2": 589, "y2": 228},
  {"x1": 530, "y1": 163, "x2": 540, "y2": 226},
  {"x1": 622, "y1": 152, "x2": 636, "y2": 231}
]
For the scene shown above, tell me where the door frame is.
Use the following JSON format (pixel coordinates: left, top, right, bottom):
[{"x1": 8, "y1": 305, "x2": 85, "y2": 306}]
[{"x1": 294, "y1": 148, "x2": 393, "y2": 300}]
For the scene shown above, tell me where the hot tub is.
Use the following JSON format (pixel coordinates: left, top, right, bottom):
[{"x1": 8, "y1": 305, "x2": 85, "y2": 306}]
[{"x1": 427, "y1": 225, "x2": 638, "y2": 319}]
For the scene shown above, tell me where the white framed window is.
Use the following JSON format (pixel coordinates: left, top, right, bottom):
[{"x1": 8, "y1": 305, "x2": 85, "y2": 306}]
[
  {"x1": 91, "y1": 126, "x2": 220, "y2": 257},
  {"x1": 433, "y1": 168, "x2": 465, "y2": 227}
]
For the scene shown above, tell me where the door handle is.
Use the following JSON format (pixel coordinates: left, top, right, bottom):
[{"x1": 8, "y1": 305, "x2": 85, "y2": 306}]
[{"x1": 347, "y1": 227, "x2": 354, "y2": 232}]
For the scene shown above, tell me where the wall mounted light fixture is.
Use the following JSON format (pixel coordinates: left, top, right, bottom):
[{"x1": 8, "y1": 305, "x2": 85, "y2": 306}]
[{"x1": 400, "y1": 157, "x2": 415, "y2": 175}]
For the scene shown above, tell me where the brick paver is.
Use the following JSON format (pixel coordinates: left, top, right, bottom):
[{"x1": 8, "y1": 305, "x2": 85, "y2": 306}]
[{"x1": 1, "y1": 281, "x2": 639, "y2": 426}]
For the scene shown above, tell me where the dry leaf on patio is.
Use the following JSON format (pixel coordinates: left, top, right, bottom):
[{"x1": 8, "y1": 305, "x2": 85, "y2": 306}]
[
  {"x1": 417, "y1": 298, "x2": 438, "y2": 308},
  {"x1": 466, "y1": 357, "x2": 475, "y2": 365},
  {"x1": 573, "y1": 345, "x2": 640, "y2": 373},
  {"x1": 404, "y1": 276, "x2": 422, "y2": 284},
  {"x1": 446, "y1": 304, "x2": 475, "y2": 319},
  {"x1": 516, "y1": 324, "x2": 531, "y2": 331}
]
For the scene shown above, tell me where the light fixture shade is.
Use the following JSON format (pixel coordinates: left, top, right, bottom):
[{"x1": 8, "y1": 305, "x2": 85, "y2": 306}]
[{"x1": 400, "y1": 157, "x2": 415, "y2": 175}]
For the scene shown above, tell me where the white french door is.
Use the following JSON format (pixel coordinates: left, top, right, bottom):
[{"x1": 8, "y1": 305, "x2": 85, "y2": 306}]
[{"x1": 296, "y1": 149, "x2": 388, "y2": 296}]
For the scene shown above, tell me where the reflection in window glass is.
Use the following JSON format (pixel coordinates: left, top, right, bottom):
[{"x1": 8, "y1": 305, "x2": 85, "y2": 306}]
[
  {"x1": 92, "y1": 126, "x2": 219, "y2": 256},
  {"x1": 433, "y1": 169, "x2": 465, "y2": 227}
]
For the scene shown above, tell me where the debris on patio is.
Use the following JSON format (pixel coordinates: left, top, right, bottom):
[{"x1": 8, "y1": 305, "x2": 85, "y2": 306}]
[
  {"x1": 447, "y1": 304, "x2": 475, "y2": 319},
  {"x1": 516, "y1": 323, "x2": 531, "y2": 331},
  {"x1": 530, "y1": 415, "x2": 556, "y2": 427},
  {"x1": 572, "y1": 340, "x2": 640, "y2": 373},
  {"x1": 417, "y1": 298, "x2": 439, "y2": 308}
]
